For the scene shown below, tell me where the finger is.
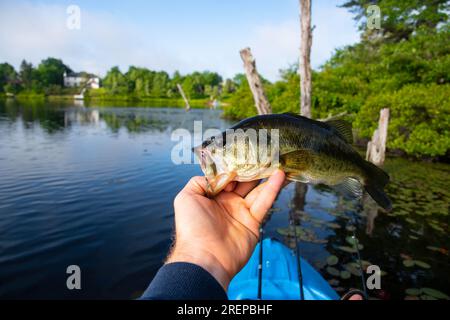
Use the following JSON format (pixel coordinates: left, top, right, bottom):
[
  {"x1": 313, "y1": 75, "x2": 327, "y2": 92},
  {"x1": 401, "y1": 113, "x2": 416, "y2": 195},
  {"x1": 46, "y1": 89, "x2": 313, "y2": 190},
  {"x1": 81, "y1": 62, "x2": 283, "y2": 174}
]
[
  {"x1": 182, "y1": 176, "x2": 208, "y2": 196},
  {"x1": 248, "y1": 170, "x2": 285, "y2": 223},
  {"x1": 224, "y1": 181, "x2": 237, "y2": 192},
  {"x1": 244, "y1": 181, "x2": 268, "y2": 206},
  {"x1": 245, "y1": 173, "x2": 290, "y2": 204},
  {"x1": 233, "y1": 180, "x2": 260, "y2": 197}
]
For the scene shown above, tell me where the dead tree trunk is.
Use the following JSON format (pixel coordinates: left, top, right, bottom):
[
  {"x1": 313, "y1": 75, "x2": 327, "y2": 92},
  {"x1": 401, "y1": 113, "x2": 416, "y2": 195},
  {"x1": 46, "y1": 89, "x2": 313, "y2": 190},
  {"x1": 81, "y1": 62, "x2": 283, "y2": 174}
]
[
  {"x1": 366, "y1": 108, "x2": 390, "y2": 166},
  {"x1": 299, "y1": 0, "x2": 312, "y2": 118},
  {"x1": 177, "y1": 83, "x2": 190, "y2": 111},
  {"x1": 364, "y1": 108, "x2": 390, "y2": 234},
  {"x1": 239, "y1": 47, "x2": 272, "y2": 115}
]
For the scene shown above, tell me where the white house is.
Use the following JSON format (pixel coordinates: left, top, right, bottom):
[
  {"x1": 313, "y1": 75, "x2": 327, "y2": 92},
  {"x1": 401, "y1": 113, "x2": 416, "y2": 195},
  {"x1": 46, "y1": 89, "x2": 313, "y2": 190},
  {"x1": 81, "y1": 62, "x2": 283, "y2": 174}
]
[{"x1": 63, "y1": 72, "x2": 100, "y2": 89}]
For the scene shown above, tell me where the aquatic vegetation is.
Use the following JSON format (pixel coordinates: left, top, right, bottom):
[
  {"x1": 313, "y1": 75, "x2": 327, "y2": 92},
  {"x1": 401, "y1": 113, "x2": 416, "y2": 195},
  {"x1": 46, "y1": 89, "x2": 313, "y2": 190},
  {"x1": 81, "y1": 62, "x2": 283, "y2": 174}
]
[
  {"x1": 420, "y1": 288, "x2": 449, "y2": 300},
  {"x1": 402, "y1": 259, "x2": 431, "y2": 269},
  {"x1": 340, "y1": 270, "x2": 351, "y2": 280},
  {"x1": 326, "y1": 255, "x2": 339, "y2": 266},
  {"x1": 405, "y1": 288, "x2": 450, "y2": 300},
  {"x1": 326, "y1": 266, "x2": 340, "y2": 277},
  {"x1": 276, "y1": 226, "x2": 327, "y2": 244}
]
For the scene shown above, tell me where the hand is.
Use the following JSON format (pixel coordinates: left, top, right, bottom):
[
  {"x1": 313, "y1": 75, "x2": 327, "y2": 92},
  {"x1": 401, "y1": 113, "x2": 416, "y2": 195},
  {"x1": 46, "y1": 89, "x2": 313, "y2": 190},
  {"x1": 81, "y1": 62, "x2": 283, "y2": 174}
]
[{"x1": 166, "y1": 169, "x2": 286, "y2": 290}]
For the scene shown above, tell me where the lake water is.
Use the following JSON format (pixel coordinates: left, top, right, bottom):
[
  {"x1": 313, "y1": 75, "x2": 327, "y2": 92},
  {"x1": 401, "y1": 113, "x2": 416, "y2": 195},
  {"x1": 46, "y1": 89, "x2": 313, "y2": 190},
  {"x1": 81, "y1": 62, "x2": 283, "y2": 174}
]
[{"x1": 0, "y1": 100, "x2": 448, "y2": 300}]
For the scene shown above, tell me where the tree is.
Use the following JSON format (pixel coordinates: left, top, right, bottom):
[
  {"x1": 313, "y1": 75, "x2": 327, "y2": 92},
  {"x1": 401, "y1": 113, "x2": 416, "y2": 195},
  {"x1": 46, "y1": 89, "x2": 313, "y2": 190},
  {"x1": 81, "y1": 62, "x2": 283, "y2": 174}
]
[
  {"x1": 19, "y1": 60, "x2": 34, "y2": 90},
  {"x1": 233, "y1": 74, "x2": 247, "y2": 87},
  {"x1": 299, "y1": 0, "x2": 312, "y2": 118},
  {"x1": 103, "y1": 66, "x2": 129, "y2": 94},
  {"x1": 37, "y1": 58, "x2": 71, "y2": 87},
  {"x1": 223, "y1": 79, "x2": 237, "y2": 94},
  {"x1": 0, "y1": 63, "x2": 19, "y2": 93},
  {"x1": 181, "y1": 76, "x2": 196, "y2": 99},
  {"x1": 341, "y1": 0, "x2": 449, "y2": 41},
  {"x1": 151, "y1": 71, "x2": 169, "y2": 97}
]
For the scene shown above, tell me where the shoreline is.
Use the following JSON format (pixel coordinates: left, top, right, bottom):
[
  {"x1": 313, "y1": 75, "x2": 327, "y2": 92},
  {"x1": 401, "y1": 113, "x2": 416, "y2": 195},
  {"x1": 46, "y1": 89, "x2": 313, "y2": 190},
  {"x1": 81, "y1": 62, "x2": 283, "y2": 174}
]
[
  {"x1": 1, "y1": 93, "x2": 215, "y2": 109},
  {"x1": 1, "y1": 95, "x2": 447, "y2": 163}
]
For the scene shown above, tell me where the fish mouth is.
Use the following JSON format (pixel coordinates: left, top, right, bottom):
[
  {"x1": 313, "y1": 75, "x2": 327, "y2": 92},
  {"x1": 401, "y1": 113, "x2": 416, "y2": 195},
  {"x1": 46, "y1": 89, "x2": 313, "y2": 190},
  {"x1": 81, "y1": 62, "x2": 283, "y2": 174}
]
[
  {"x1": 192, "y1": 145, "x2": 235, "y2": 196},
  {"x1": 192, "y1": 145, "x2": 210, "y2": 173}
]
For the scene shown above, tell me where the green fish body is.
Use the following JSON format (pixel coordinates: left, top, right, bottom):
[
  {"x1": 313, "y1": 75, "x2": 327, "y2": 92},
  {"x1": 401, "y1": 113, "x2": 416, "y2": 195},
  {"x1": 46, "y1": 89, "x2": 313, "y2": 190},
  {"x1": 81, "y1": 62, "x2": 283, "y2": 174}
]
[{"x1": 195, "y1": 113, "x2": 391, "y2": 211}]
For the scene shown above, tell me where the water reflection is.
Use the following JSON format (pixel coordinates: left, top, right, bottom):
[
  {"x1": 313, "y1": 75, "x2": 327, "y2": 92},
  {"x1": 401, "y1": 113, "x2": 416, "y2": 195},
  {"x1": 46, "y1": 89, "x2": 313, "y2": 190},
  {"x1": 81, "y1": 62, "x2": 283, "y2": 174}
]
[
  {"x1": 0, "y1": 100, "x2": 226, "y2": 135},
  {"x1": 269, "y1": 158, "x2": 449, "y2": 299},
  {"x1": 0, "y1": 99, "x2": 448, "y2": 300}
]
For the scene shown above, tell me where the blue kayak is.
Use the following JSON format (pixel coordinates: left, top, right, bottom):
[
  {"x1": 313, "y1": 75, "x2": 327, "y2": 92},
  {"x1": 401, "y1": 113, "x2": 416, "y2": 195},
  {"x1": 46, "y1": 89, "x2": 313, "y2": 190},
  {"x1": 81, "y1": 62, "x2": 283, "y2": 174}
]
[{"x1": 228, "y1": 238, "x2": 339, "y2": 300}]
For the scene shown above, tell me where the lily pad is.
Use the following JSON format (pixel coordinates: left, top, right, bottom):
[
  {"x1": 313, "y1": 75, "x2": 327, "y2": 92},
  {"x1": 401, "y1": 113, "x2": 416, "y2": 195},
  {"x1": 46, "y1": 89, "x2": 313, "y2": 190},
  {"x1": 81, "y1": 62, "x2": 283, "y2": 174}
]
[
  {"x1": 345, "y1": 237, "x2": 364, "y2": 250},
  {"x1": 340, "y1": 270, "x2": 351, "y2": 279},
  {"x1": 345, "y1": 236, "x2": 358, "y2": 246},
  {"x1": 414, "y1": 260, "x2": 431, "y2": 269},
  {"x1": 326, "y1": 255, "x2": 339, "y2": 266},
  {"x1": 326, "y1": 266, "x2": 340, "y2": 277},
  {"x1": 420, "y1": 288, "x2": 449, "y2": 300},
  {"x1": 420, "y1": 295, "x2": 438, "y2": 300},
  {"x1": 277, "y1": 228, "x2": 290, "y2": 236},
  {"x1": 344, "y1": 262, "x2": 362, "y2": 276},
  {"x1": 429, "y1": 223, "x2": 445, "y2": 232},
  {"x1": 405, "y1": 288, "x2": 421, "y2": 296},
  {"x1": 403, "y1": 259, "x2": 415, "y2": 267},
  {"x1": 404, "y1": 296, "x2": 420, "y2": 300},
  {"x1": 337, "y1": 246, "x2": 357, "y2": 254}
]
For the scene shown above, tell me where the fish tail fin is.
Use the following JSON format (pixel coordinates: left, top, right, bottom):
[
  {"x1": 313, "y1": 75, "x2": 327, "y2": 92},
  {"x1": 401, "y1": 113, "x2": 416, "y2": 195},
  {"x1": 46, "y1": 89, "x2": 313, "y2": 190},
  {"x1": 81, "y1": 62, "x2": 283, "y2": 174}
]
[{"x1": 362, "y1": 161, "x2": 392, "y2": 211}]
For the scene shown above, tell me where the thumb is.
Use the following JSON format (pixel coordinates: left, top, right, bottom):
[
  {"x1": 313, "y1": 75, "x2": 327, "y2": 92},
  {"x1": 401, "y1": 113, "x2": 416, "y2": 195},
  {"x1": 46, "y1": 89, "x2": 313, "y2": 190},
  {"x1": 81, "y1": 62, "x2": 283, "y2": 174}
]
[
  {"x1": 249, "y1": 169, "x2": 285, "y2": 223},
  {"x1": 182, "y1": 176, "x2": 208, "y2": 196}
]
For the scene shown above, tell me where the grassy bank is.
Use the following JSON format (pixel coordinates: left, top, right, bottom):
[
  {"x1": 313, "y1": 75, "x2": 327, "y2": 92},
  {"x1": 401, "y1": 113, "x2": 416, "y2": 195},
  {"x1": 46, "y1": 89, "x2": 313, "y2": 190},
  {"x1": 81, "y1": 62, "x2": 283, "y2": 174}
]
[{"x1": 1, "y1": 91, "x2": 213, "y2": 109}]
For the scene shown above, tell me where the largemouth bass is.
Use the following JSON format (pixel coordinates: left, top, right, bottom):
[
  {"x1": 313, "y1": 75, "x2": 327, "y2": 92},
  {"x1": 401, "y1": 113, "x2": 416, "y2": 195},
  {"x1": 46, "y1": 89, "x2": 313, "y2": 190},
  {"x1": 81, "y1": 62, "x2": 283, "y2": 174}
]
[{"x1": 193, "y1": 113, "x2": 392, "y2": 211}]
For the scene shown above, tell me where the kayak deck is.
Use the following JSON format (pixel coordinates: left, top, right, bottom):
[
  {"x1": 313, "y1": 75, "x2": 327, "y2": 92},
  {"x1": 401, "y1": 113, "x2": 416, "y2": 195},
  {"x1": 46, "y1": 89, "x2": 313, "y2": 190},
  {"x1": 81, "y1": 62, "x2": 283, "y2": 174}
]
[{"x1": 228, "y1": 238, "x2": 339, "y2": 300}]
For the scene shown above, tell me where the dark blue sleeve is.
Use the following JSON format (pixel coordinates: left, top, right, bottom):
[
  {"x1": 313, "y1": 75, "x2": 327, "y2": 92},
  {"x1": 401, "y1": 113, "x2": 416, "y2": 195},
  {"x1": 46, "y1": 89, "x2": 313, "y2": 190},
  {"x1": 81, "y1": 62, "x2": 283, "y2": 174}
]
[{"x1": 140, "y1": 262, "x2": 228, "y2": 300}]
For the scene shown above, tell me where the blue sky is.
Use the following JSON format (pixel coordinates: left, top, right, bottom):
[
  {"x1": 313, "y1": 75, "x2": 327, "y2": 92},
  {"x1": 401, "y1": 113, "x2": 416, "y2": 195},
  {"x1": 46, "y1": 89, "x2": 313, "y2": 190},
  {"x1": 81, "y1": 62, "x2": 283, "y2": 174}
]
[{"x1": 0, "y1": 0, "x2": 360, "y2": 81}]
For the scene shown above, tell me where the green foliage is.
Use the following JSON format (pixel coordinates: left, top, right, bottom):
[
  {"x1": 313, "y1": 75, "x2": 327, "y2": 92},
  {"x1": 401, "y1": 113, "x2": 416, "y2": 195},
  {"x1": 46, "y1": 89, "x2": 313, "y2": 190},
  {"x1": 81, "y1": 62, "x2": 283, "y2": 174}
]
[
  {"x1": 270, "y1": 66, "x2": 300, "y2": 114},
  {"x1": 224, "y1": 24, "x2": 449, "y2": 157},
  {"x1": 340, "y1": 0, "x2": 449, "y2": 41},
  {"x1": 357, "y1": 83, "x2": 450, "y2": 157},
  {"x1": 19, "y1": 60, "x2": 33, "y2": 90},
  {"x1": 223, "y1": 78, "x2": 256, "y2": 119},
  {"x1": 37, "y1": 57, "x2": 71, "y2": 87},
  {"x1": 102, "y1": 66, "x2": 129, "y2": 95},
  {"x1": 0, "y1": 63, "x2": 18, "y2": 93},
  {"x1": 101, "y1": 66, "x2": 222, "y2": 100}
]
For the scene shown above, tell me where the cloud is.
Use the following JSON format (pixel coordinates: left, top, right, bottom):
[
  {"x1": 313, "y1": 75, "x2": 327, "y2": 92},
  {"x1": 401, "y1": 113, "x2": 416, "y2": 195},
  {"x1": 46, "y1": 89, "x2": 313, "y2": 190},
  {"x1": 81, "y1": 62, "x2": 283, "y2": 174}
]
[
  {"x1": 0, "y1": 1, "x2": 359, "y2": 82},
  {"x1": 0, "y1": 1, "x2": 184, "y2": 77},
  {"x1": 244, "y1": 4, "x2": 360, "y2": 80}
]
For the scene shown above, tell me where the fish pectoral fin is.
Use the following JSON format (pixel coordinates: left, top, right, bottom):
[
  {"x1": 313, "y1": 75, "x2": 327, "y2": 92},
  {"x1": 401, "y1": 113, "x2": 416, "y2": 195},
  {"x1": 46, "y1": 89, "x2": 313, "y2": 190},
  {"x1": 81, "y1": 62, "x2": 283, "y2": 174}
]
[
  {"x1": 334, "y1": 177, "x2": 363, "y2": 199},
  {"x1": 323, "y1": 119, "x2": 353, "y2": 144},
  {"x1": 281, "y1": 150, "x2": 312, "y2": 183},
  {"x1": 280, "y1": 150, "x2": 311, "y2": 170}
]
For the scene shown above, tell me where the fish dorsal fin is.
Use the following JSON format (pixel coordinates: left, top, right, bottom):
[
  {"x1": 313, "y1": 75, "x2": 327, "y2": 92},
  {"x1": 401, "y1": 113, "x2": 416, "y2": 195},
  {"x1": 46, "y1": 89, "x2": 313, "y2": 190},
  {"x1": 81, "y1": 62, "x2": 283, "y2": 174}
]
[
  {"x1": 324, "y1": 119, "x2": 353, "y2": 144},
  {"x1": 283, "y1": 112, "x2": 308, "y2": 120},
  {"x1": 283, "y1": 112, "x2": 353, "y2": 144}
]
